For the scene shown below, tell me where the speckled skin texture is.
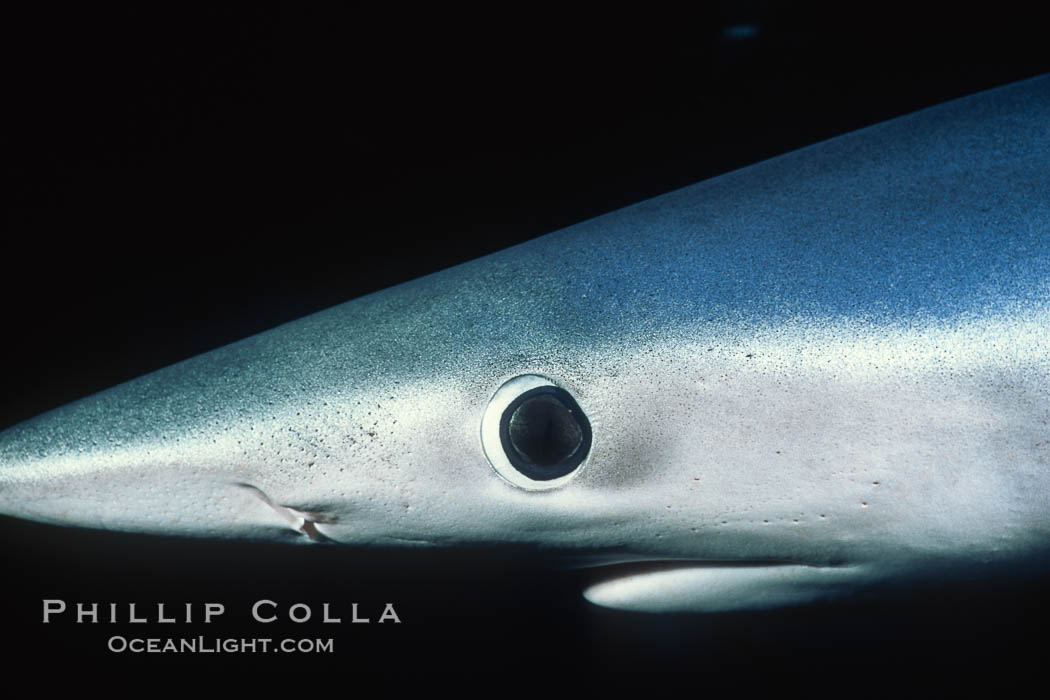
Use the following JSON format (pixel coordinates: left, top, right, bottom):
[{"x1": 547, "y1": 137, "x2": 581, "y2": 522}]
[{"x1": 2, "y1": 76, "x2": 1048, "y2": 611}]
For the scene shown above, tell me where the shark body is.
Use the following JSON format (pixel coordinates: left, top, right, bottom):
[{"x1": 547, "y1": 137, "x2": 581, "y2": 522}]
[{"x1": 2, "y1": 76, "x2": 1049, "y2": 613}]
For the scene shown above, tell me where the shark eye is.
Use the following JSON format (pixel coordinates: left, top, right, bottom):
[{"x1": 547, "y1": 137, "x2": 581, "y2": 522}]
[{"x1": 481, "y1": 374, "x2": 592, "y2": 490}]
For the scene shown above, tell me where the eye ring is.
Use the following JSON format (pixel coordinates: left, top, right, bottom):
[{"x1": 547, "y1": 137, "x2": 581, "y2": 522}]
[{"x1": 481, "y1": 375, "x2": 592, "y2": 490}]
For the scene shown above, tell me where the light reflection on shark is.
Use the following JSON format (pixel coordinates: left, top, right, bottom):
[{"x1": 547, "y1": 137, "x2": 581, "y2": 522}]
[{"x1": 2, "y1": 75, "x2": 1048, "y2": 613}]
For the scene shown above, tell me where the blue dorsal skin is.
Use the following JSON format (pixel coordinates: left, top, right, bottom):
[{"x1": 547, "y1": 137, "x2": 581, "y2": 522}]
[{"x1": 1, "y1": 75, "x2": 1048, "y2": 613}]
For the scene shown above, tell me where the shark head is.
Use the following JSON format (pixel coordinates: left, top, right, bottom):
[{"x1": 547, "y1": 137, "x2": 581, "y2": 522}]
[{"x1": 3, "y1": 75, "x2": 1050, "y2": 613}]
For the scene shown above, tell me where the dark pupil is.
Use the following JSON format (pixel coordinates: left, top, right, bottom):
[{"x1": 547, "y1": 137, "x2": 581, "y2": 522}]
[{"x1": 507, "y1": 395, "x2": 583, "y2": 466}]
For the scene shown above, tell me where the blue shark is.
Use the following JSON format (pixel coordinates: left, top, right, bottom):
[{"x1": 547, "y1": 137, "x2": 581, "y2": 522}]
[{"x1": 2, "y1": 75, "x2": 1048, "y2": 613}]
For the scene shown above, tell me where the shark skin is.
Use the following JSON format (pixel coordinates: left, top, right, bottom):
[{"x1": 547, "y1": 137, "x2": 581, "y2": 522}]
[{"x1": 1, "y1": 75, "x2": 1049, "y2": 614}]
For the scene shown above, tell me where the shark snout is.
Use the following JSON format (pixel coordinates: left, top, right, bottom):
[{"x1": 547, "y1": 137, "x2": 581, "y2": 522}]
[
  {"x1": 0, "y1": 363, "x2": 442, "y2": 546},
  {"x1": 0, "y1": 423, "x2": 343, "y2": 542},
  {"x1": 0, "y1": 376, "x2": 324, "y2": 541}
]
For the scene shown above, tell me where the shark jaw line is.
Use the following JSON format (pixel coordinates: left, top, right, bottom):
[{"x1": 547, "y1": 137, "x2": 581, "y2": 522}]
[{"x1": 583, "y1": 558, "x2": 855, "y2": 576}]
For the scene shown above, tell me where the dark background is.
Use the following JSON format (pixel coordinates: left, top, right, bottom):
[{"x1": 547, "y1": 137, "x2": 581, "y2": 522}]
[{"x1": 2, "y1": 2, "x2": 1048, "y2": 681}]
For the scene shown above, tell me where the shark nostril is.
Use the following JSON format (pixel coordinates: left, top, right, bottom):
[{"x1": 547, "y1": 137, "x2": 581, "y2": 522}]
[{"x1": 236, "y1": 483, "x2": 335, "y2": 542}]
